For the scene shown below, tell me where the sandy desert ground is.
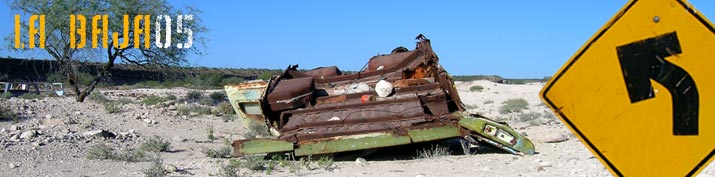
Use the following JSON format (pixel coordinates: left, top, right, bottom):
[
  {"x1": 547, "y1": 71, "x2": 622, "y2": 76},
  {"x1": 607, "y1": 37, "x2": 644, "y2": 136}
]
[{"x1": 1, "y1": 80, "x2": 714, "y2": 177}]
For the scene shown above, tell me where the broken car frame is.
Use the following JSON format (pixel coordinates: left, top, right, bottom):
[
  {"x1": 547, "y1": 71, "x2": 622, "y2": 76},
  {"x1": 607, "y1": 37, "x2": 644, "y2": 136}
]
[{"x1": 225, "y1": 34, "x2": 535, "y2": 157}]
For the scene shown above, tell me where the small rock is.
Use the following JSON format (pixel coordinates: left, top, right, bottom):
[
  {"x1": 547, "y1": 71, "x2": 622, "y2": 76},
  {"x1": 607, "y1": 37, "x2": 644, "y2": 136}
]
[
  {"x1": 415, "y1": 174, "x2": 426, "y2": 177},
  {"x1": 117, "y1": 131, "x2": 133, "y2": 138},
  {"x1": 82, "y1": 130, "x2": 116, "y2": 138},
  {"x1": 537, "y1": 162, "x2": 552, "y2": 172},
  {"x1": 20, "y1": 130, "x2": 37, "y2": 139},
  {"x1": 63, "y1": 118, "x2": 78, "y2": 125},
  {"x1": 538, "y1": 133, "x2": 569, "y2": 143},
  {"x1": 31, "y1": 142, "x2": 44, "y2": 147},
  {"x1": 355, "y1": 158, "x2": 367, "y2": 166},
  {"x1": 168, "y1": 105, "x2": 177, "y2": 111},
  {"x1": 10, "y1": 134, "x2": 20, "y2": 141},
  {"x1": 9, "y1": 125, "x2": 20, "y2": 131},
  {"x1": 164, "y1": 164, "x2": 178, "y2": 173},
  {"x1": 45, "y1": 114, "x2": 52, "y2": 119},
  {"x1": 74, "y1": 111, "x2": 82, "y2": 115},
  {"x1": 143, "y1": 119, "x2": 158, "y2": 124},
  {"x1": 26, "y1": 110, "x2": 34, "y2": 115},
  {"x1": 172, "y1": 136, "x2": 186, "y2": 142},
  {"x1": 8, "y1": 163, "x2": 17, "y2": 169},
  {"x1": 482, "y1": 167, "x2": 491, "y2": 171}
]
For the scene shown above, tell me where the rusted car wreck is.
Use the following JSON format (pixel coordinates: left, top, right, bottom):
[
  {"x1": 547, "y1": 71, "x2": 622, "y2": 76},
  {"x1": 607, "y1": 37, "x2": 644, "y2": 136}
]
[{"x1": 224, "y1": 34, "x2": 535, "y2": 157}]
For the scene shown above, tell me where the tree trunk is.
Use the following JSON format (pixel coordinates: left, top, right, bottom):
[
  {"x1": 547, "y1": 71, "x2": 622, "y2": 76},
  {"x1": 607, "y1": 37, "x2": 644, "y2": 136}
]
[
  {"x1": 74, "y1": 50, "x2": 118, "y2": 102},
  {"x1": 76, "y1": 71, "x2": 106, "y2": 102}
]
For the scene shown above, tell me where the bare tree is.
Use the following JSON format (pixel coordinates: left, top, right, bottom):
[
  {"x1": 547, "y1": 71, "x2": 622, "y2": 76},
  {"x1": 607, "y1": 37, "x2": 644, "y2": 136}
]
[{"x1": 7, "y1": 0, "x2": 207, "y2": 102}]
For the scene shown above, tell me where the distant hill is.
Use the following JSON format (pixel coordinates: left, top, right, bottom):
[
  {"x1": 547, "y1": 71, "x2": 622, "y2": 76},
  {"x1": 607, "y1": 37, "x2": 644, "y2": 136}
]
[
  {"x1": 0, "y1": 57, "x2": 281, "y2": 85},
  {"x1": 1, "y1": 58, "x2": 548, "y2": 86},
  {"x1": 452, "y1": 75, "x2": 549, "y2": 84}
]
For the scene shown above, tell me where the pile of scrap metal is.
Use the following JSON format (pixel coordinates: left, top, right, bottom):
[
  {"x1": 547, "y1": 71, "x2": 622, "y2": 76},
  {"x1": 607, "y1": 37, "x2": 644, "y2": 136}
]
[
  {"x1": 224, "y1": 34, "x2": 535, "y2": 157},
  {"x1": 1, "y1": 82, "x2": 64, "y2": 96}
]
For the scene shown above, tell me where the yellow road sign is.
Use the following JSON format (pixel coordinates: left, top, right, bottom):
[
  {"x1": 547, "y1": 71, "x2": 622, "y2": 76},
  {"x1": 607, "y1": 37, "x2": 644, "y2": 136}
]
[{"x1": 541, "y1": 0, "x2": 715, "y2": 176}]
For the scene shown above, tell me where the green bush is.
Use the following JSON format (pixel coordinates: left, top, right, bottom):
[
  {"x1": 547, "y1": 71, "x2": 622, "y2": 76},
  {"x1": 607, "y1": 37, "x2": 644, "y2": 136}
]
[
  {"x1": 245, "y1": 122, "x2": 271, "y2": 139},
  {"x1": 517, "y1": 112, "x2": 542, "y2": 122},
  {"x1": 177, "y1": 105, "x2": 191, "y2": 116},
  {"x1": 143, "y1": 95, "x2": 166, "y2": 106},
  {"x1": 199, "y1": 97, "x2": 214, "y2": 106},
  {"x1": 469, "y1": 85, "x2": 484, "y2": 92},
  {"x1": 186, "y1": 90, "x2": 203, "y2": 101},
  {"x1": 164, "y1": 94, "x2": 177, "y2": 101},
  {"x1": 76, "y1": 72, "x2": 96, "y2": 86},
  {"x1": 244, "y1": 156, "x2": 267, "y2": 171},
  {"x1": 222, "y1": 114, "x2": 236, "y2": 122},
  {"x1": 0, "y1": 105, "x2": 18, "y2": 122},
  {"x1": 207, "y1": 126, "x2": 217, "y2": 142},
  {"x1": 219, "y1": 159, "x2": 244, "y2": 177},
  {"x1": 18, "y1": 93, "x2": 42, "y2": 100},
  {"x1": 89, "y1": 92, "x2": 110, "y2": 103},
  {"x1": 143, "y1": 158, "x2": 166, "y2": 177},
  {"x1": 201, "y1": 146, "x2": 232, "y2": 158},
  {"x1": 258, "y1": 73, "x2": 273, "y2": 81},
  {"x1": 300, "y1": 156, "x2": 312, "y2": 171},
  {"x1": 193, "y1": 105, "x2": 213, "y2": 115},
  {"x1": 216, "y1": 101, "x2": 235, "y2": 115},
  {"x1": 47, "y1": 72, "x2": 65, "y2": 83},
  {"x1": 135, "y1": 80, "x2": 162, "y2": 88},
  {"x1": 103, "y1": 102, "x2": 121, "y2": 114},
  {"x1": 114, "y1": 149, "x2": 146, "y2": 162},
  {"x1": 175, "y1": 105, "x2": 211, "y2": 116},
  {"x1": 499, "y1": 98, "x2": 529, "y2": 114},
  {"x1": 197, "y1": 73, "x2": 224, "y2": 88},
  {"x1": 1, "y1": 92, "x2": 12, "y2": 99},
  {"x1": 86, "y1": 144, "x2": 114, "y2": 160},
  {"x1": 87, "y1": 144, "x2": 146, "y2": 162},
  {"x1": 210, "y1": 91, "x2": 227, "y2": 102},
  {"x1": 141, "y1": 136, "x2": 172, "y2": 152},
  {"x1": 221, "y1": 77, "x2": 244, "y2": 86},
  {"x1": 116, "y1": 98, "x2": 134, "y2": 105},
  {"x1": 317, "y1": 156, "x2": 336, "y2": 172}
]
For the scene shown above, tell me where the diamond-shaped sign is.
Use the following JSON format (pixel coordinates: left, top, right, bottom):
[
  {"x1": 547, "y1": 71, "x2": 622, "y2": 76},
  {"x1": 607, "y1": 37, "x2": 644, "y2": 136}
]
[{"x1": 541, "y1": 0, "x2": 715, "y2": 176}]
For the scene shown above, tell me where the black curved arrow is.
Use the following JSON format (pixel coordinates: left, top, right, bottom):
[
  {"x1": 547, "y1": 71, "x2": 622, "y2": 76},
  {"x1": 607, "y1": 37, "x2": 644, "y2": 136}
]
[{"x1": 616, "y1": 32, "x2": 699, "y2": 136}]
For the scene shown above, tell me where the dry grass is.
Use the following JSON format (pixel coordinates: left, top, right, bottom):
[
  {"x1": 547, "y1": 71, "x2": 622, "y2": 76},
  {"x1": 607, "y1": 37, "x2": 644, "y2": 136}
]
[
  {"x1": 499, "y1": 98, "x2": 529, "y2": 114},
  {"x1": 142, "y1": 95, "x2": 166, "y2": 106},
  {"x1": 0, "y1": 104, "x2": 18, "y2": 122},
  {"x1": 86, "y1": 144, "x2": 146, "y2": 162},
  {"x1": 143, "y1": 158, "x2": 166, "y2": 177},
  {"x1": 245, "y1": 122, "x2": 271, "y2": 139},
  {"x1": 415, "y1": 144, "x2": 451, "y2": 159},
  {"x1": 141, "y1": 136, "x2": 172, "y2": 152},
  {"x1": 103, "y1": 102, "x2": 121, "y2": 114},
  {"x1": 470, "y1": 85, "x2": 484, "y2": 92}
]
